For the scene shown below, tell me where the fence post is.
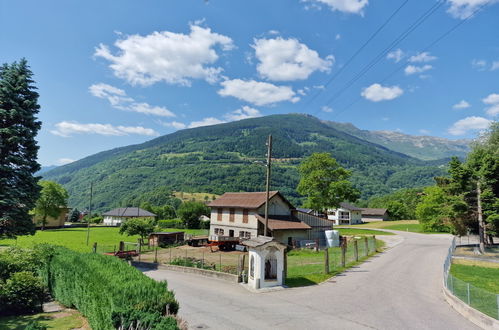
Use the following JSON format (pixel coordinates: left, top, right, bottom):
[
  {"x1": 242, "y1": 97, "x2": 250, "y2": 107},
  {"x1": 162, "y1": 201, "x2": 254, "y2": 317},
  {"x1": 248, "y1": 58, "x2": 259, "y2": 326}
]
[
  {"x1": 283, "y1": 251, "x2": 287, "y2": 283},
  {"x1": 324, "y1": 248, "x2": 329, "y2": 274},
  {"x1": 154, "y1": 246, "x2": 158, "y2": 264},
  {"x1": 219, "y1": 253, "x2": 222, "y2": 272},
  {"x1": 354, "y1": 240, "x2": 358, "y2": 262},
  {"x1": 92, "y1": 242, "x2": 97, "y2": 253},
  {"x1": 202, "y1": 251, "x2": 204, "y2": 269},
  {"x1": 467, "y1": 283, "x2": 470, "y2": 305},
  {"x1": 364, "y1": 237, "x2": 368, "y2": 256},
  {"x1": 169, "y1": 247, "x2": 172, "y2": 263},
  {"x1": 185, "y1": 249, "x2": 188, "y2": 267},
  {"x1": 373, "y1": 235, "x2": 376, "y2": 252},
  {"x1": 341, "y1": 240, "x2": 346, "y2": 267},
  {"x1": 137, "y1": 238, "x2": 142, "y2": 262}
]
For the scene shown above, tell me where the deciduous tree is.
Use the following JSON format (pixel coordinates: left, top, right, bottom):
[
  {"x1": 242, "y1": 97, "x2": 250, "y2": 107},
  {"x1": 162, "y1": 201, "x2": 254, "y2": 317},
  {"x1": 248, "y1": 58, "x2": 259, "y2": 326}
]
[
  {"x1": 297, "y1": 152, "x2": 360, "y2": 212},
  {"x1": 119, "y1": 217, "x2": 155, "y2": 241},
  {"x1": 33, "y1": 180, "x2": 68, "y2": 230}
]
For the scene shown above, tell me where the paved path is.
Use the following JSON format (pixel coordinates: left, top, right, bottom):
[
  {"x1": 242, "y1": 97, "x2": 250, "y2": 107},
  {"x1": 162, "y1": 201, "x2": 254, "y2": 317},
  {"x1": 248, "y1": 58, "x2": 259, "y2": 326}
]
[{"x1": 142, "y1": 231, "x2": 479, "y2": 330}]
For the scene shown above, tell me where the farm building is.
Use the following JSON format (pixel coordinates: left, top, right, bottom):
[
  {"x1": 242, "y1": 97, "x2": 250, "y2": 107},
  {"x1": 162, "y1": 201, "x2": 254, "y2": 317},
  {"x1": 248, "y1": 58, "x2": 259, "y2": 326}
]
[
  {"x1": 327, "y1": 203, "x2": 363, "y2": 225},
  {"x1": 208, "y1": 191, "x2": 333, "y2": 245},
  {"x1": 361, "y1": 208, "x2": 389, "y2": 222},
  {"x1": 148, "y1": 232, "x2": 185, "y2": 247},
  {"x1": 102, "y1": 207, "x2": 156, "y2": 226}
]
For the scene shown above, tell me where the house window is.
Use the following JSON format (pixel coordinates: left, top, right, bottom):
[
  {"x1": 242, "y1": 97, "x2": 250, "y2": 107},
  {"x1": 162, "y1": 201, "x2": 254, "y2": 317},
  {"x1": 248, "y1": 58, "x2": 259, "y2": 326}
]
[
  {"x1": 217, "y1": 208, "x2": 222, "y2": 221},
  {"x1": 214, "y1": 228, "x2": 224, "y2": 235},
  {"x1": 229, "y1": 208, "x2": 235, "y2": 222},
  {"x1": 243, "y1": 209, "x2": 248, "y2": 223},
  {"x1": 239, "y1": 231, "x2": 251, "y2": 239},
  {"x1": 330, "y1": 211, "x2": 336, "y2": 216}
]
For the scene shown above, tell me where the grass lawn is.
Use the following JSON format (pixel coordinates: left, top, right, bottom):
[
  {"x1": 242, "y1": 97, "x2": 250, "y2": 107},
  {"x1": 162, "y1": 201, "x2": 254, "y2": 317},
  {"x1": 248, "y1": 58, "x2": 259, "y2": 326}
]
[
  {"x1": 449, "y1": 263, "x2": 499, "y2": 319},
  {"x1": 336, "y1": 228, "x2": 394, "y2": 236},
  {"x1": 339, "y1": 220, "x2": 449, "y2": 234},
  {"x1": 286, "y1": 238, "x2": 385, "y2": 287},
  {"x1": 0, "y1": 309, "x2": 88, "y2": 330},
  {"x1": 0, "y1": 227, "x2": 208, "y2": 253}
]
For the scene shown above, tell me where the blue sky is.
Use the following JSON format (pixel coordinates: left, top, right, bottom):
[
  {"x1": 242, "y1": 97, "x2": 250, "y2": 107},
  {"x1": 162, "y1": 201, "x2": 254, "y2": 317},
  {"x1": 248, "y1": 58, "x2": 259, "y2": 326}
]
[{"x1": 1, "y1": 0, "x2": 498, "y2": 166}]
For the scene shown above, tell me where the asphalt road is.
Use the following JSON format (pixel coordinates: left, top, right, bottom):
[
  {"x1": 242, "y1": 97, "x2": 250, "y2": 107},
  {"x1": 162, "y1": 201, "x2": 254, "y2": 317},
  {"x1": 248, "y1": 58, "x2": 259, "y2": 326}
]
[{"x1": 142, "y1": 231, "x2": 480, "y2": 330}]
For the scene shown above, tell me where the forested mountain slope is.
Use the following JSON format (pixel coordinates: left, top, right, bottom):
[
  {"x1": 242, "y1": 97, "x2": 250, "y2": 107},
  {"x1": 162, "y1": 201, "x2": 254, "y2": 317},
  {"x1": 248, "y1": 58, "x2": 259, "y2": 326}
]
[
  {"x1": 42, "y1": 114, "x2": 447, "y2": 211},
  {"x1": 325, "y1": 121, "x2": 470, "y2": 161}
]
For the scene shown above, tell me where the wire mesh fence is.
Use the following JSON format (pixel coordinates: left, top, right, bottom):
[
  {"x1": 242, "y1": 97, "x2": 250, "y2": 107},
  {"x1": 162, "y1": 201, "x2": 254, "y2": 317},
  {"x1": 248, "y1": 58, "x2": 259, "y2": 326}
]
[
  {"x1": 286, "y1": 236, "x2": 378, "y2": 280},
  {"x1": 443, "y1": 238, "x2": 499, "y2": 320}
]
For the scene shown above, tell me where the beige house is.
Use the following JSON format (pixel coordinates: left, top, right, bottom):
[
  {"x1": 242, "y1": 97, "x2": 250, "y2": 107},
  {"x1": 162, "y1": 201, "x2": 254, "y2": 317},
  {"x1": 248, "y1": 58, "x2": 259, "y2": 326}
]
[
  {"x1": 208, "y1": 191, "x2": 333, "y2": 245},
  {"x1": 32, "y1": 207, "x2": 70, "y2": 228}
]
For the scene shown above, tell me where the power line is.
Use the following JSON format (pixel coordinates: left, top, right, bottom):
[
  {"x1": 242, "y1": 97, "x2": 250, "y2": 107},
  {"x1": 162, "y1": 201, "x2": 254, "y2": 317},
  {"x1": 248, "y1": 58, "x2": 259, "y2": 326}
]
[
  {"x1": 331, "y1": 1, "x2": 491, "y2": 120},
  {"x1": 302, "y1": 0, "x2": 411, "y2": 109},
  {"x1": 318, "y1": 0, "x2": 446, "y2": 111}
]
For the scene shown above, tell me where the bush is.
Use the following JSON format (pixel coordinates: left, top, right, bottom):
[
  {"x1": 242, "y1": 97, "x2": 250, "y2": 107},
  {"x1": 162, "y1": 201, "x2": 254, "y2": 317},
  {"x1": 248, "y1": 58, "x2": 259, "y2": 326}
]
[
  {"x1": 25, "y1": 321, "x2": 47, "y2": 330},
  {"x1": 0, "y1": 247, "x2": 47, "y2": 281},
  {"x1": 89, "y1": 216, "x2": 103, "y2": 224},
  {"x1": 158, "y1": 219, "x2": 184, "y2": 229},
  {"x1": 38, "y1": 246, "x2": 179, "y2": 330},
  {"x1": 112, "y1": 309, "x2": 178, "y2": 330},
  {"x1": 0, "y1": 271, "x2": 46, "y2": 316},
  {"x1": 199, "y1": 220, "x2": 210, "y2": 229}
]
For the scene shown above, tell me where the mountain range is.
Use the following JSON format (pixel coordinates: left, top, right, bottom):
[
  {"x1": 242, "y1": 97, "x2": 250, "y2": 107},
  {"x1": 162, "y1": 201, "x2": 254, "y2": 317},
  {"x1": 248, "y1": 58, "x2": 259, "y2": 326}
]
[{"x1": 41, "y1": 114, "x2": 464, "y2": 211}]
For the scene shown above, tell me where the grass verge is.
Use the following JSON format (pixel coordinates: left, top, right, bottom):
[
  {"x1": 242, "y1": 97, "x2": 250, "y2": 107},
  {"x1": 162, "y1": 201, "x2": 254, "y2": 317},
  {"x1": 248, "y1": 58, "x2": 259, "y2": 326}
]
[
  {"x1": 0, "y1": 309, "x2": 88, "y2": 330},
  {"x1": 336, "y1": 228, "x2": 394, "y2": 236}
]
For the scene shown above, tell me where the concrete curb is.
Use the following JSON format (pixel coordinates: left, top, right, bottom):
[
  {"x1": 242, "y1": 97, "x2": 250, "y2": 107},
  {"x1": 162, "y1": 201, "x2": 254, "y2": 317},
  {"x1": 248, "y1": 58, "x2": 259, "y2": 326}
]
[
  {"x1": 133, "y1": 261, "x2": 240, "y2": 283},
  {"x1": 443, "y1": 284, "x2": 499, "y2": 330}
]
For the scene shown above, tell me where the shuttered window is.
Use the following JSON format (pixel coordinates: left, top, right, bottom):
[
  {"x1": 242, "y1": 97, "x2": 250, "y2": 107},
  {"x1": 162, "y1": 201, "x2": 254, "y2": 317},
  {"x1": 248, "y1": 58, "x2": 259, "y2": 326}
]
[
  {"x1": 243, "y1": 209, "x2": 248, "y2": 223},
  {"x1": 229, "y1": 208, "x2": 235, "y2": 222},
  {"x1": 217, "y1": 208, "x2": 222, "y2": 221}
]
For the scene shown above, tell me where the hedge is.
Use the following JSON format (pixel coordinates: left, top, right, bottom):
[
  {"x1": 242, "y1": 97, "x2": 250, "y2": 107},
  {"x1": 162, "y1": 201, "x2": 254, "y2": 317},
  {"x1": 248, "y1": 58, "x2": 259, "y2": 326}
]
[
  {"x1": 38, "y1": 246, "x2": 179, "y2": 329},
  {"x1": 158, "y1": 219, "x2": 184, "y2": 229}
]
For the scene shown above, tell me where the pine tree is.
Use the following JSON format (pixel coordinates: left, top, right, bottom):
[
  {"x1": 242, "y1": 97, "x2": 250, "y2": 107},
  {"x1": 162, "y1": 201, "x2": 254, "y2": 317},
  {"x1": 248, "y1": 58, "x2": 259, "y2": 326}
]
[{"x1": 0, "y1": 59, "x2": 42, "y2": 238}]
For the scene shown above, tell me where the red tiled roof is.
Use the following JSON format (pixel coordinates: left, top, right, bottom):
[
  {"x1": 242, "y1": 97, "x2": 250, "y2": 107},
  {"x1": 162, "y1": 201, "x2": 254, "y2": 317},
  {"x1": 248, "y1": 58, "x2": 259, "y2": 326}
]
[{"x1": 208, "y1": 191, "x2": 291, "y2": 209}]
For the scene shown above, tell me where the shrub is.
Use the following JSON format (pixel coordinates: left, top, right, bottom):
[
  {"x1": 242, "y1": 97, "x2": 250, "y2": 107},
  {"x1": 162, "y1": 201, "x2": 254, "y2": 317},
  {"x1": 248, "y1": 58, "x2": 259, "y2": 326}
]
[
  {"x1": 158, "y1": 219, "x2": 184, "y2": 229},
  {"x1": 25, "y1": 321, "x2": 47, "y2": 330},
  {"x1": 38, "y1": 246, "x2": 178, "y2": 330},
  {"x1": 112, "y1": 309, "x2": 178, "y2": 330},
  {"x1": 0, "y1": 271, "x2": 46, "y2": 316},
  {"x1": 199, "y1": 220, "x2": 210, "y2": 229}
]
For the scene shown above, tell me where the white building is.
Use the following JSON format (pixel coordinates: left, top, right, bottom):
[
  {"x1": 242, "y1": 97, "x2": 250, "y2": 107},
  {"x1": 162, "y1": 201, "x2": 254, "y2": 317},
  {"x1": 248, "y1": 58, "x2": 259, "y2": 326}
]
[
  {"x1": 102, "y1": 207, "x2": 156, "y2": 226},
  {"x1": 327, "y1": 202, "x2": 363, "y2": 225},
  {"x1": 208, "y1": 191, "x2": 333, "y2": 245}
]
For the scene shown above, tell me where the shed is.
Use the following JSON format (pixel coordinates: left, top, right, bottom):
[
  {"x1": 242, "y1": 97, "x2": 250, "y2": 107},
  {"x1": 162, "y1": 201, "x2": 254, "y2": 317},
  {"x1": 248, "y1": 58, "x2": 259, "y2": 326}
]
[
  {"x1": 148, "y1": 232, "x2": 185, "y2": 247},
  {"x1": 361, "y1": 208, "x2": 389, "y2": 222}
]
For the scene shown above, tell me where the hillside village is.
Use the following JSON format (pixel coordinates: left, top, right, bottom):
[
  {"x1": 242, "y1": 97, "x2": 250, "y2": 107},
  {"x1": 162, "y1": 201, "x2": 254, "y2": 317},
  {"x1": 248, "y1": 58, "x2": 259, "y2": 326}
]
[{"x1": 1, "y1": 1, "x2": 499, "y2": 329}]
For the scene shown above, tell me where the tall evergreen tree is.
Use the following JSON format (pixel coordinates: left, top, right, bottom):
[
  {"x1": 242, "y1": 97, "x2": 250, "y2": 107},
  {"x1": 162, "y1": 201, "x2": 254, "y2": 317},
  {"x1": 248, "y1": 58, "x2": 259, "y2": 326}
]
[{"x1": 0, "y1": 59, "x2": 42, "y2": 238}]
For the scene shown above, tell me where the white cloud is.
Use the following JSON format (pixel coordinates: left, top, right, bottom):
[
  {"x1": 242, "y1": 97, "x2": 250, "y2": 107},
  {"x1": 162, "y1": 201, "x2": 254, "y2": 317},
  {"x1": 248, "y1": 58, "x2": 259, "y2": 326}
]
[
  {"x1": 161, "y1": 121, "x2": 187, "y2": 130},
  {"x1": 335, "y1": 34, "x2": 341, "y2": 40},
  {"x1": 361, "y1": 83, "x2": 403, "y2": 102},
  {"x1": 387, "y1": 49, "x2": 404, "y2": 63},
  {"x1": 404, "y1": 64, "x2": 433, "y2": 75},
  {"x1": 453, "y1": 100, "x2": 471, "y2": 109},
  {"x1": 56, "y1": 158, "x2": 75, "y2": 165},
  {"x1": 310, "y1": 0, "x2": 369, "y2": 14},
  {"x1": 471, "y1": 59, "x2": 487, "y2": 71},
  {"x1": 252, "y1": 37, "x2": 333, "y2": 81},
  {"x1": 408, "y1": 52, "x2": 437, "y2": 63},
  {"x1": 491, "y1": 61, "x2": 499, "y2": 71},
  {"x1": 218, "y1": 79, "x2": 300, "y2": 106},
  {"x1": 448, "y1": 116, "x2": 492, "y2": 135},
  {"x1": 447, "y1": 0, "x2": 498, "y2": 19},
  {"x1": 321, "y1": 106, "x2": 333, "y2": 112},
  {"x1": 224, "y1": 106, "x2": 262, "y2": 121},
  {"x1": 51, "y1": 121, "x2": 159, "y2": 137},
  {"x1": 94, "y1": 24, "x2": 233, "y2": 86},
  {"x1": 482, "y1": 93, "x2": 499, "y2": 105},
  {"x1": 89, "y1": 83, "x2": 175, "y2": 117},
  {"x1": 419, "y1": 129, "x2": 430, "y2": 135},
  {"x1": 188, "y1": 117, "x2": 225, "y2": 128},
  {"x1": 483, "y1": 93, "x2": 499, "y2": 117}
]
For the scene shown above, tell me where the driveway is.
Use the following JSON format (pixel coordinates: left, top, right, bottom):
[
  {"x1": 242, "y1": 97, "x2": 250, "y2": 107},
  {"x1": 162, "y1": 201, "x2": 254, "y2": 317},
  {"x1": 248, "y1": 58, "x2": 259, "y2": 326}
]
[{"x1": 142, "y1": 231, "x2": 479, "y2": 330}]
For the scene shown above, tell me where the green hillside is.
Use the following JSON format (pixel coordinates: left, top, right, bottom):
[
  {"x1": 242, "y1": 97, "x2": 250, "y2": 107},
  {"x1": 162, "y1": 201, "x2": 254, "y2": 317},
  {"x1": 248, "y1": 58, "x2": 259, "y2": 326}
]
[
  {"x1": 324, "y1": 121, "x2": 470, "y2": 161},
  {"x1": 42, "y1": 114, "x2": 447, "y2": 211}
]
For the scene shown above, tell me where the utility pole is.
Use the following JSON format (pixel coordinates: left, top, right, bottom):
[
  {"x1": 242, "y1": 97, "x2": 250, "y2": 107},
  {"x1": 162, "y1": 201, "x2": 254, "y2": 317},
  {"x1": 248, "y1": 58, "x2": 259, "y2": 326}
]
[
  {"x1": 477, "y1": 180, "x2": 485, "y2": 253},
  {"x1": 86, "y1": 182, "x2": 93, "y2": 246},
  {"x1": 264, "y1": 134, "x2": 272, "y2": 237}
]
